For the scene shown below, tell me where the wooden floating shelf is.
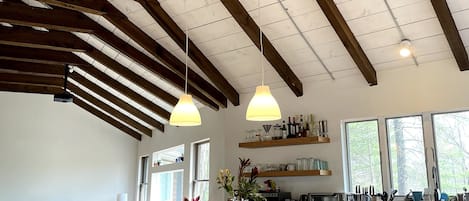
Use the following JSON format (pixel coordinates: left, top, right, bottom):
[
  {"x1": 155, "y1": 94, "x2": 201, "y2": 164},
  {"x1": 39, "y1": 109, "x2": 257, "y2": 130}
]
[
  {"x1": 243, "y1": 170, "x2": 332, "y2": 177},
  {"x1": 239, "y1": 136, "x2": 330, "y2": 148}
]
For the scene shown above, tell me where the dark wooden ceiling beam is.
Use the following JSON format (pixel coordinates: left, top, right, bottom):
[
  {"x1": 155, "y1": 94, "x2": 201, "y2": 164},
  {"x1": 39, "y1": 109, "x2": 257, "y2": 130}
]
[
  {"x1": 0, "y1": 1, "x2": 98, "y2": 33},
  {"x1": 316, "y1": 0, "x2": 377, "y2": 86},
  {"x1": 68, "y1": 83, "x2": 153, "y2": 137},
  {"x1": 70, "y1": 73, "x2": 165, "y2": 132},
  {"x1": 0, "y1": 72, "x2": 63, "y2": 86},
  {"x1": 0, "y1": 82, "x2": 62, "y2": 95},
  {"x1": 431, "y1": 0, "x2": 469, "y2": 71},
  {"x1": 0, "y1": 26, "x2": 91, "y2": 52},
  {"x1": 37, "y1": 0, "x2": 237, "y2": 106},
  {"x1": 0, "y1": 60, "x2": 64, "y2": 76},
  {"x1": 0, "y1": 45, "x2": 172, "y2": 120},
  {"x1": 74, "y1": 96, "x2": 142, "y2": 140},
  {"x1": 0, "y1": 64, "x2": 161, "y2": 134},
  {"x1": 0, "y1": 1, "x2": 223, "y2": 110},
  {"x1": 0, "y1": 26, "x2": 178, "y2": 107},
  {"x1": 133, "y1": 0, "x2": 239, "y2": 105},
  {"x1": 220, "y1": 0, "x2": 303, "y2": 96},
  {"x1": 0, "y1": 73, "x2": 152, "y2": 136},
  {"x1": 0, "y1": 44, "x2": 87, "y2": 66},
  {"x1": 0, "y1": 82, "x2": 142, "y2": 140}
]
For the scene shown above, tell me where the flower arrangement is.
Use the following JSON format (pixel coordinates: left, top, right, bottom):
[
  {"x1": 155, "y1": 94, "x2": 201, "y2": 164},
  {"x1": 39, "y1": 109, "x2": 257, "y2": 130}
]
[
  {"x1": 216, "y1": 158, "x2": 265, "y2": 201},
  {"x1": 184, "y1": 196, "x2": 200, "y2": 201}
]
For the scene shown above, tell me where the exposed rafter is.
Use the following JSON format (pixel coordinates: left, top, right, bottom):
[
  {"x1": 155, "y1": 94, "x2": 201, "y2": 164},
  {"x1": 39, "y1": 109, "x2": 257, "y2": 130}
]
[
  {"x1": 0, "y1": 69, "x2": 153, "y2": 136},
  {"x1": 38, "y1": 0, "x2": 240, "y2": 106},
  {"x1": 0, "y1": 26, "x2": 179, "y2": 107},
  {"x1": 68, "y1": 84, "x2": 153, "y2": 137},
  {"x1": 136, "y1": 0, "x2": 239, "y2": 105},
  {"x1": 71, "y1": 73, "x2": 165, "y2": 132},
  {"x1": 0, "y1": 81, "x2": 142, "y2": 141},
  {"x1": 0, "y1": 1, "x2": 224, "y2": 109},
  {"x1": 0, "y1": 45, "x2": 171, "y2": 121},
  {"x1": 0, "y1": 59, "x2": 65, "y2": 75},
  {"x1": 431, "y1": 0, "x2": 469, "y2": 71},
  {"x1": 0, "y1": 26, "x2": 90, "y2": 52},
  {"x1": 0, "y1": 47, "x2": 165, "y2": 131},
  {"x1": 220, "y1": 0, "x2": 303, "y2": 96},
  {"x1": 316, "y1": 0, "x2": 377, "y2": 86}
]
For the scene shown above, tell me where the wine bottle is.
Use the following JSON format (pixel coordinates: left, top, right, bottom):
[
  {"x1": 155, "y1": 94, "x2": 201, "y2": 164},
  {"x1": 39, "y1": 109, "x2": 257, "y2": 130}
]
[
  {"x1": 287, "y1": 117, "x2": 292, "y2": 137},
  {"x1": 281, "y1": 121, "x2": 287, "y2": 139},
  {"x1": 299, "y1": 115, "x2": 304, "y2": 137},
  {"x1": 292, "y1": 117, "x2": 297, "y2": 137}
]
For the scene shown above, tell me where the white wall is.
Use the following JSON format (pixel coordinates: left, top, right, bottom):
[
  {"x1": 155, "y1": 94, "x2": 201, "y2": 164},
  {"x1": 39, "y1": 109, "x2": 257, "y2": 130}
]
[
  {"x1": 138, "y1": 107, "x2": 226, "y2": 201},
  {"x1": 0, "y1": 92, "x2": 138, "y2": 201},
  {"x1": 139, "y1": 58, "x2": 469, "y2": 201},
  {"x1": 222, "y1": 59, "x2": 469, "y2": 199}
]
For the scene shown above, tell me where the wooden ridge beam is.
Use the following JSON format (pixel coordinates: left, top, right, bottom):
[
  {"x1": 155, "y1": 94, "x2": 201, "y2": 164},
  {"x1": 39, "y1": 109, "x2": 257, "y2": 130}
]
[
  {"x1": 0, "y1": 26, "x2": 178, "y2": 107},
  {"x1": 68, "y1": 83, "x2": 153, "y2": 137},
  {"x1": 0, "y1": 26, "x2": 91, "y2": 52},
  {"x1": 38, "y1": 0, "x2": 237, "y2": 106},
  {"x1": 220, "y1": 0, "x2": 303, "y2": 96},
  {"x1": 74, "y1": 97, "x2": 142, "y2": 141},
  {"x1": 0, "y1": 45, "x2": 172, "y2": 120},
  {"x1": 431, "y1": 0, "x2": 469, "y2": 71},
  {"x1": 316, "y1": 0, "x2": 377, "y2": 86},
  {"x1": 0, "y1": 1, "x2": 223, "y2": 110},
  {"x1": 70, "y1": 73, "x2": 165, "y2": 132}
]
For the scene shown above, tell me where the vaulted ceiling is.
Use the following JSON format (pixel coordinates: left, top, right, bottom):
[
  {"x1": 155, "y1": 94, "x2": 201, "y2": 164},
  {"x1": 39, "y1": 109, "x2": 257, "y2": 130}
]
[{"x1": 0, "y1": 0, "x2": 468, "y2": 140}]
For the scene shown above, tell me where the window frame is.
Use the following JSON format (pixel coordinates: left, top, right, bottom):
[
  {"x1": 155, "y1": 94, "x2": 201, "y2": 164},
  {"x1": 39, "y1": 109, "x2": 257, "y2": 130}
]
[
  {"x1": 192, "y1": 139, "x2": 210, "y2": 200},
  {"x1": 343, "y1": 112, "x2": 443, "y2": 194},
  {"x1": 344, "y1": 119, "x2": 385, "y2": 193}
]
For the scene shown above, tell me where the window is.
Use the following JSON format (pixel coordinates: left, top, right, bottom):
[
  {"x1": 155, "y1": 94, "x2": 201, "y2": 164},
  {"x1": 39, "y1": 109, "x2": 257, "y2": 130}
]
[
  {"x1": 151, "y1": 170, "x2": 184, "y2": 201},
  {"x1": 138, "y1": 156, "x2": 150, "y2": 201},
  {"x1": 433, "y1": 111, "x2": 469, "y2": 195},
  {"x1": 193, "y1": 141, "x2": 210, "y2": 201},
  {"x1": 345, "y1": 120, "x2": 383, "y2": 193},
  {"x1": 386, "y1": 116, "x2": 427, "y2": 194}
]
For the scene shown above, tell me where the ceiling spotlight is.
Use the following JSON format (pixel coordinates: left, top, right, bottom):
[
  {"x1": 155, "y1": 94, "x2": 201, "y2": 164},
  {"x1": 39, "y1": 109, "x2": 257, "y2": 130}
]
[{"x1": 399, "y1": 39, "x2": 412, "y2": 57}]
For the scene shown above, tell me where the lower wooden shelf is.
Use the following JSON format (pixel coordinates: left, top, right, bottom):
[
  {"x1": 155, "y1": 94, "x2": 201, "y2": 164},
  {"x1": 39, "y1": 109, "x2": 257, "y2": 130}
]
[{"x1": 243, "y1": 170, "x2": 332, "y2": 177}]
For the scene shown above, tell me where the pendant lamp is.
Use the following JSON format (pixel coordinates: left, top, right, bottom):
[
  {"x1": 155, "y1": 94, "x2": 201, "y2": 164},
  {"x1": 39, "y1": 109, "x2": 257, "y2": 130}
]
[
  {"x1": 246, "y1": 2, "x2": 281, "y2": 121},
  {"x1": 169, "y1": 13, "x2": 201, "y2": 126}
]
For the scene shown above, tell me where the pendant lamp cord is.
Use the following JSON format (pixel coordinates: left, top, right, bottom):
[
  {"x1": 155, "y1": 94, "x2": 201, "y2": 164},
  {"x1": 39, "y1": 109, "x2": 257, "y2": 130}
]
[
  {"x1": 184, "y1": 0, "x2": 188, "y2": 94},
  {"x1": 258, "y1": 0, "x2": 264, "y2": 86}
]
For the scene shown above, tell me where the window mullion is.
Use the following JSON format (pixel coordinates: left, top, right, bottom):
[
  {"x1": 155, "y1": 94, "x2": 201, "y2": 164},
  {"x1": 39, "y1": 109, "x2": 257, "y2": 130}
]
[
  {"x1": 423, "y1": 112, "x2": 437, "y2": 190},
  {"x1": 378, "y1": 117, "x2": 392, "y2": 192}
]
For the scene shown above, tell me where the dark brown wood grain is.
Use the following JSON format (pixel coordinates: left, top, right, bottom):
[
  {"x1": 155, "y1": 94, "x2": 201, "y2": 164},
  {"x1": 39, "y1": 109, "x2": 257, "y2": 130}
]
[
  {"x1": 220, "y1": 0, "x2": 303, "y2": 96},
  {"x1": 317, "y1": 0, "x2": 377, "y2": 86},
  {"x1": 0, "y1": 60, "x2": 64, "y2": 76},
  {"x1": 431, "y1": 0, "x2": 469, "y2": 71},
  {"x1": 0, "y1": 26, "x2": 92, "y2": 52}
]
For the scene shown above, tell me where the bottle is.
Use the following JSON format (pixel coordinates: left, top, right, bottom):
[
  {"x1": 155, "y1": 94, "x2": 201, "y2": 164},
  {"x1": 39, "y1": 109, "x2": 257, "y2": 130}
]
[
  {"x1": 287, "y1": 117, "x2": 292, "y2": 137},
  {"x1": 281, "y1": 121, "x2": 287, "y2": 139},
  {"x1": 292, "y1": 117, "x2": 297, "y2": 137},
  {"x1": 298, "y1": 115, "x2": 304, "y2": 137}
]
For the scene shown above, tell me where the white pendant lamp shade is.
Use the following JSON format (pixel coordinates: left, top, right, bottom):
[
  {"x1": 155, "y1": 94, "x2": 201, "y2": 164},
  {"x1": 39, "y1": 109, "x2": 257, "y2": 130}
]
[
  {"x1": 246, "y1": 85, "x2": 281, "y2": 121},
  {"x1": 169, "y1": 94, "x2": 201, "y2": 126}
]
